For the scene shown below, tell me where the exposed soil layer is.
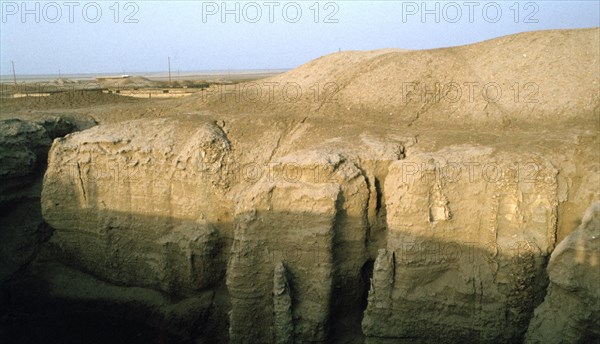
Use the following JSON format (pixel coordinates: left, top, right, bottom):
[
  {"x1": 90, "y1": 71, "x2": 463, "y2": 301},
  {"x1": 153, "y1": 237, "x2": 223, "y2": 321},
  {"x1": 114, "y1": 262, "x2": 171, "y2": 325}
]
[{"x1": 0, "y1": 28, "x2": 598, "y2": 343}]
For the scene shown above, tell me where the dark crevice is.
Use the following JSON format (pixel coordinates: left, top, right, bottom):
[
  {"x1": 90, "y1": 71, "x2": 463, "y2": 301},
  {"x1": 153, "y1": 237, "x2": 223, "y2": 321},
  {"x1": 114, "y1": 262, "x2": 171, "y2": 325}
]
[
  {"x1": 366, "y1": 173, "x2": 388, "y2": 262},
  {"x1": 374, "y1": 177, "x2": 383, "y2": 215},
  {"x1": 359, "y1": 260, "x2": 375, "y2": 314}
]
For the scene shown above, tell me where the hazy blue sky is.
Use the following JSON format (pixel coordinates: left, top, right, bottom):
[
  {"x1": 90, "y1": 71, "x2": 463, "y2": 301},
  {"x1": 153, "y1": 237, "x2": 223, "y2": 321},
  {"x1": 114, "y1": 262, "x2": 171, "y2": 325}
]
[{"x1": 1, "y1": 1, "x2": 598, "y2": 75}]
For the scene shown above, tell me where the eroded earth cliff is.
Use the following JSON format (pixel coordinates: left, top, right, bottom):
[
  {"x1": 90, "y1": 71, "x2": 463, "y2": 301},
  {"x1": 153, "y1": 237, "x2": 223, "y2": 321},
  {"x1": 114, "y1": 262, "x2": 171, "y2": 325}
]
[{"x1": 1, "y1": 28, "x2": 599, "y2": 343}]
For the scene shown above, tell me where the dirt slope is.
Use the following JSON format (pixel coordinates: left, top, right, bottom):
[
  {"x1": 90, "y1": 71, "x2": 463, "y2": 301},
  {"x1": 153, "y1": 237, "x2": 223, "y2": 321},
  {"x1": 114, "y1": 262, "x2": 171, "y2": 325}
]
[{"x1": 180, "y1": 28, "x2": 599, "y2": 128}]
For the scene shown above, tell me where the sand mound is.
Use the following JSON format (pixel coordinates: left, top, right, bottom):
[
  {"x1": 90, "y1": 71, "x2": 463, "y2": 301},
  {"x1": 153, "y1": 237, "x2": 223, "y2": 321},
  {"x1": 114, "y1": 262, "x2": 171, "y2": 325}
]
[
  {"x1": 182, "y1": 28, "x2": 599, "y2": 127},
  {"x1": 96, "y1": 76, "x2": 157, "y2": 88},
  {"x1": 47, "y1": 78, "x2": 78, "y2": 86}
]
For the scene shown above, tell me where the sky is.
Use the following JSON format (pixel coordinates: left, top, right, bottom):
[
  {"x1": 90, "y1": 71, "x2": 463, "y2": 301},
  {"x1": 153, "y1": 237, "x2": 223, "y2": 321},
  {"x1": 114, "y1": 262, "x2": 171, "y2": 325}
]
[{"x1": 1, "y1": 0, "x2": 599, "y2": 75}]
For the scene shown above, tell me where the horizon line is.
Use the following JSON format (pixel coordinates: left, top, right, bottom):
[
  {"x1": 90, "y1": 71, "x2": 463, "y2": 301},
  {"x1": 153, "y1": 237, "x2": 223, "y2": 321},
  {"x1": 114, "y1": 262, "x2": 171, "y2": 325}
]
[{"x1": 0, "y1": 68, "x2": 291, "y2": 81}]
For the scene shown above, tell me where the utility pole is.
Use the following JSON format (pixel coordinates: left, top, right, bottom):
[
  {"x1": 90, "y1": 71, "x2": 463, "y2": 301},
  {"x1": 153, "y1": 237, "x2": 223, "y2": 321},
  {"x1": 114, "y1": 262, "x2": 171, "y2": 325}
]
[
  {"x1": 168, "y1": 57, "x2": 172, "y2": 87},
  {"x1": 11, "y1": 61, "x2": 17, "y2": 85}
]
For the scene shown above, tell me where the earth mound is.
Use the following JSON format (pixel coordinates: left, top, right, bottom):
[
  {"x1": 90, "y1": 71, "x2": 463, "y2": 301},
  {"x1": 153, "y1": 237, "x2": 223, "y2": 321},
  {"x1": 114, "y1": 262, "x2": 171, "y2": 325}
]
[{"x1": 182, "y1": 28, "x2": 599, "y2": 128}]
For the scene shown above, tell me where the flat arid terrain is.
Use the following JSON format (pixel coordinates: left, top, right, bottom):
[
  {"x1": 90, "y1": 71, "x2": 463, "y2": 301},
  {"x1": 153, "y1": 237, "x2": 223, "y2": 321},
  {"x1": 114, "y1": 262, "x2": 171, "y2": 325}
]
[{"x1": 0, "y1": 28, "x2": 599, "y2": 343}]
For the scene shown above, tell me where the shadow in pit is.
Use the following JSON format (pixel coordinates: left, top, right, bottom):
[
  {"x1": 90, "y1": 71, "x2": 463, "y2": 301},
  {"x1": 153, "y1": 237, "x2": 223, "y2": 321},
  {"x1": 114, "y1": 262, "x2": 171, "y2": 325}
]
[
  {"x1": 0, "y1": 190, "x2": 564, "y2": 344},
  {"x1": 0, "y1": 209, "x2": 232, "y2": 344}
]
